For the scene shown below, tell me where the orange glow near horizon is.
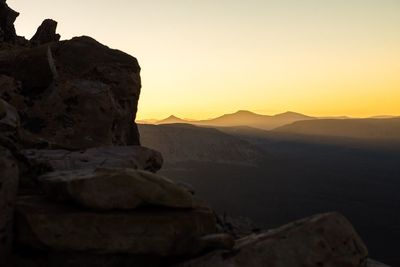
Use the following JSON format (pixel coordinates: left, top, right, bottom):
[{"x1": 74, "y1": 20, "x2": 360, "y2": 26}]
[{"x1": 11, "y1": 0, "x2": 400, "y2": 120}]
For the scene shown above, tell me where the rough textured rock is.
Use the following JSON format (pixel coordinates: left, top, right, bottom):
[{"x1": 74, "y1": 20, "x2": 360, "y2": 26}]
[
  {"x1": 16, "y1": 196, "x2": 216, "y2": 256},
  {"x1": 22, "y1": 146, "x2": 163, "y2": 173},
  {"x1": 0, "y1": 98, "x2": 19, "y2": 128},
  {"x1": 0, "y1": 98, "x2": 20, "y2": 151},
  {"x1": 0, "y1": 36, "x2": 141, "y2": 149},
  {"x1": 38, "y1": 168, "x2": 197, "y2": 210},
  {"x1": 0, "y1": 147, "x2": 19, "y2": 266},
  {"x1": 0, "y1": 0, "x2": 19, "y2": 43},
  {"x1": 176, "y1": 212, "x2": 369, "y2": 267},
  {"x1": 30, "y1": 19, "x2": 60, "y2": 45},
  {"x1": 0, "y1": 75, "x2": 24, "y2": 109}
]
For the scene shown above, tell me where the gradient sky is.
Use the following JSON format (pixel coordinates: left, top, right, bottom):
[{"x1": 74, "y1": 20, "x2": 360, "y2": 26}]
[{"x1": 11, "y1": 0, "x2": 400, "y2": 119}]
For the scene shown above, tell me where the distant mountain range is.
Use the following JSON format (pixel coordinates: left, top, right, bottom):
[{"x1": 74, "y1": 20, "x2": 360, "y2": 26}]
[
  {"x1": 139, "y1": 110, "x2": 315, "y2": 130},
  {"x1": 138, "y1": 110, "x2": 400, "y2": 135}
]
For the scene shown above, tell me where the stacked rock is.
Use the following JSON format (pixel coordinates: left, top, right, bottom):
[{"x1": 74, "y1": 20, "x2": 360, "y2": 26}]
[
  {"x1": 14, "y1": 167, "x2": 219, "y2": 266},
  {"x1": 0, "y1": 1, "x2": 390, "y2": 267}
]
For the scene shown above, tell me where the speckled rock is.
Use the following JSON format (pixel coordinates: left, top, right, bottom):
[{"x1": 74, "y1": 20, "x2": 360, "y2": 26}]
[
  {"x1": 176, "y1": 212, "x2": 369, "y2": 267},
  {"x1": 38, "y1": 168, "x2": 196, "y2": 210},
  {"x1": 0, "y1": 36, "x2": 141, "y2": 149}
]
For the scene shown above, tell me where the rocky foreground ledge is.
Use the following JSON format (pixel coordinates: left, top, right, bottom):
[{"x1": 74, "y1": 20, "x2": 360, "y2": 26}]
[{"x1": 0, "y1": 1, "x2": 391, "y2": 266}]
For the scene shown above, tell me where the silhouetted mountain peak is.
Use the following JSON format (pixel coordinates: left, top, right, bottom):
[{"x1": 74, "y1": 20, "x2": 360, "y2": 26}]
[
  {"x1": 274, "y1": 111, "x2": 310, "y2": 119},
  {"x1": 157, "y1": 115, "x2": 187, "y2": 124},
  {"x1": 166, "y1": 115, "x2": 180, "y2": 120},
  {"x1": 234, "y1": 110, "x2": 258, "y2": 115}
]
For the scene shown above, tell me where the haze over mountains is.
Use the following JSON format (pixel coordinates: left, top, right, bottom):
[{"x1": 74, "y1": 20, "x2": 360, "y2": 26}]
[
  {"x1": 139, "y1": 110, "x2": 400, "y2": 141},
  {"x1": 139, "y1": 110, "x2": 315, "y2": 130}
]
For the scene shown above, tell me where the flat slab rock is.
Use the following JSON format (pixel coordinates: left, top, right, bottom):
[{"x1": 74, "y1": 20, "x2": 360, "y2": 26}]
[
  {"x1": 16, "y1": 196, "x2": 216, "y2": 257},
  {"x1": 176, "y1": 212, "x2": 369, "y2": 267},
  {"x1": 22, "y1": 145, "x2": 163, "y2": 173},
  {"x1": 38, "y1": 167, "x2": 197, "y2": 210}
]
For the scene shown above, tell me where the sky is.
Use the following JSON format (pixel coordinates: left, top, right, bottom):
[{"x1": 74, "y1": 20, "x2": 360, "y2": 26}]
[{"x1": 10, "y1": 0, "x2": 400, "y2": 119}]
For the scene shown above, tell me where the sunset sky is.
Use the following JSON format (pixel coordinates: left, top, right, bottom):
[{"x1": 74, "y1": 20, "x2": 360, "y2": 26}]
[{"x1": 11, "y1": 0, "x2": 400, "y2": 119}]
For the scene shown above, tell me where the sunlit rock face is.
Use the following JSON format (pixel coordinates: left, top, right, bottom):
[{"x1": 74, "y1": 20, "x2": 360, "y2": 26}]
[{"x1": 0, "y1": 18, "x2": 141, "y2": 149}]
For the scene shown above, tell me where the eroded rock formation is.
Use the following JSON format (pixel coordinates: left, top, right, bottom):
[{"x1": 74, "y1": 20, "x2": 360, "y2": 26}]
[
  {"x1": 0, "y1": 35, "x2": 141, "y2": 149},
  {"x1": 0, "y1": 0, "x2": 390, "y2": 267}
]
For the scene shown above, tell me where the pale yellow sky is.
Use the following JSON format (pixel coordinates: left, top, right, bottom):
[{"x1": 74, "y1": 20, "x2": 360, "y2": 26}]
[{"x1": 11, "y1": 0, "x2": 400, "y2": 119}]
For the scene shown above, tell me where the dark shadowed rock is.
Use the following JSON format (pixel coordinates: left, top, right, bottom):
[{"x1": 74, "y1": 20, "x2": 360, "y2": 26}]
[
  {"x1": 0, "y1": 36, "x2": 141, "y2": 149},
  {"x1": 16, "y1": 196, "x2": 216, "y2": 256},
  {"x1": 30, "y1": 19, "x2": 60, "y2": 45},
  {"x1": 0, "y1": 75, "x2": 24, "y2": 109},
  {"x1": 22, "y1": 146, "x2": 163, "y2": 173},
  {"x1": 0, "y1": 99, "x2": 20, "y2": 151},
  {"x1": 176, "y1": 212, "x2": 368, "y2": 267},
  {"x1": 0, "y1": 147, "x2": 19, "y2": 266},
  {"x1": 38, "y1": 168, "x2": 197, "y2": 210},
  {"x1": 198, "y1": 234, "x2": 235, "y2": 252},
  {"x1": 14, "y1": 252, "x2": 164, "y2": 267},
  {"x1": 0, "y1": 45, "x2": 57, "y2": 95},
  {"x1": 0, "y1": 98, "x2": 19, "y2": 129},
  {"x1": 0, "y1": 0, "x2": 19, "y2": 43}
]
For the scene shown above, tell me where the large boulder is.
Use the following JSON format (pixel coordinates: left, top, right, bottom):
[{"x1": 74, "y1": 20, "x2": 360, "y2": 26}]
[
  {"x1": 176, "y1": 212, "x2": 369, "y2": 267},
  {"x1": 38, "y1": 168, "x2": 197, "y2": 210},
  {"x1": 22, "y1": 146, "x2": 163, "y2": 173},
  {"x1": 0, "y1": 36, "x2": 141, "y2": 149},
  {"x1": 16, "y1": 196, "x2": 216, "y2": 256},
  {"x1": 0, "y1": 147, "x2": 19, "y2": 266}
]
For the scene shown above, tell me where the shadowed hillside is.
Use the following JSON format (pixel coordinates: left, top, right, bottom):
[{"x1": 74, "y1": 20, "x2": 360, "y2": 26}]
[
  {"x1": 138, "y1": 123, "x2": 266, "y2": 165},
  {"x1": 273, "y1": 118, "x2": 400, "y2": 140},
  {"x1": 140, "y1": 123, "x2": 400, "y2": 266}
]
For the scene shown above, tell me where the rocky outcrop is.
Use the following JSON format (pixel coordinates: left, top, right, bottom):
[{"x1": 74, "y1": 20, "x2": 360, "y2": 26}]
[
  {"x1": 0, "y1": 36, "x2": 141, "y2": 149},
  {"x1": 0, "y1": 2, "x2": 381, "y2": 267},
  {"x1": 176, "y1": 212, "x2": 368, "y2": 267},
  {"x1": 0, "y1": 147, "x2": 19, "y2": 265},
  {"x1": 30, "y1": 19, "x2": 60, "y2": 45},
  {"x1": 0, "y1": 0, "x2": 18, "y2": 43},
  {"x1": 38, "y1": 168, "x2": 197, "y2": 210},
  {"x1": 16, "y1": 196, "x2": 216, "y2": 256}
]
